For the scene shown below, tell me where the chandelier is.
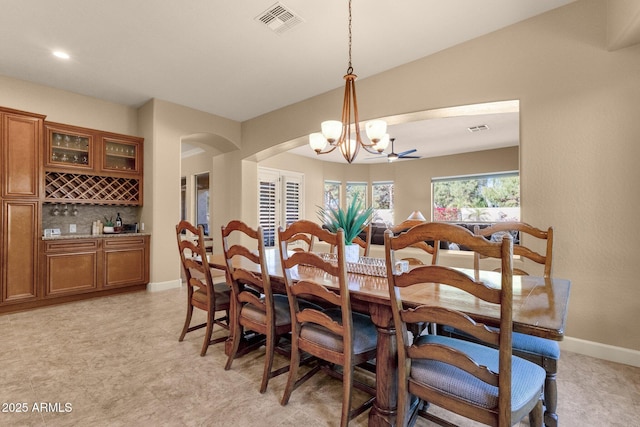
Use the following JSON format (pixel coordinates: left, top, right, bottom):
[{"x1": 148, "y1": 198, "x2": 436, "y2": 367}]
[{"x1": 308, "y1": 0, "x2": 388, "y2": 164}]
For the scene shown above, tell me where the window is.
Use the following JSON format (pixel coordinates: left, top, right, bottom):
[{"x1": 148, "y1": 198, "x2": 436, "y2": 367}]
[
  {"x1": 258, "y1": 168, "x2": 304, "y2": 247},
  {"x1": 432, "y1": 172, "x2": 520, "y2": 222},
  {"x1": 324, "y1": 180, "x2": 341, "y2": 210},
  {"x1": 372, "y1": 181, "x2": 394, "y2": 225},
  {"x1": 346, "y1": 181, "x2": 367, "y2": 207},
  {"x1": 195, "y1": 172, "x2": 210, "y2": 235}
]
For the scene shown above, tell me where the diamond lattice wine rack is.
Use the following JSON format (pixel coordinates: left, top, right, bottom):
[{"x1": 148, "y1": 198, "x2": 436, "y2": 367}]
[{"x1": 45, "y1": 172, "x2": 140, "y2": 205}]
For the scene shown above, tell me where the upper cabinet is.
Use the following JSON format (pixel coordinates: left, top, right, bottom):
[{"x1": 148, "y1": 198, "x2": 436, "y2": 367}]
[
  {"x1": 45, "y1": 122, "x2": 143, "y2": 179},
  {"x1": 1, "y1": 108, "x2": 44, "y2": 198},
  {"x1": 101, "y1": 134, "x2": 142, "y2": 176},
  {"x1": 44, "y1": 121, "x2": 144, "y2": 206},
  {"x1": 45, "y1": 123, "x2": 94, "y2": 171}
]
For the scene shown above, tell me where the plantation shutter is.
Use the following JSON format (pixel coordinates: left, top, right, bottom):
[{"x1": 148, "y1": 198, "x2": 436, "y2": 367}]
[
  {"x1": 283, "y1": 175, "x2": 302, "y2": 227},
  {"x1": 259, "y1": 170, "x2": 278, "y2": 247},
  {"x1": 258, "y1": 168, "x2": 304, "y2": 247}
]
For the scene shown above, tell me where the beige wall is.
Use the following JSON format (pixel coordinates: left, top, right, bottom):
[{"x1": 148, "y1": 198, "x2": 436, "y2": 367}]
[
  {"x1": 138, "y1": 99, "x2": 240, "y2": 285},
  {"x1": 0, "y1": 75, "x2": 138, "y2": 135},
  {"x1": 1, "y1": 0, "x2": 638, "y2": 354}
]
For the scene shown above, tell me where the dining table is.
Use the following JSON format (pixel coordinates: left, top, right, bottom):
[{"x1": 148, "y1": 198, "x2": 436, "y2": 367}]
[{"x1": 206, "y1": 248, "x2": 571, "y2": 427}]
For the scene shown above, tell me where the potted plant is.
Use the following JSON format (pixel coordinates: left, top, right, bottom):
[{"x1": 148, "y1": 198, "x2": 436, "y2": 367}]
[
  {"x1": 317, "y1": 198, "x2": 374, "y2": 262},
  {"x1": 103, "y1": 216, "x2": 115, "y2": 233}
]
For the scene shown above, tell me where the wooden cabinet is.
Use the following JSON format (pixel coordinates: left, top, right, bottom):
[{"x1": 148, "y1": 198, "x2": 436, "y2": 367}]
[
  {"x1": 43, "y1": 122, "x2": 144, "y2": 206},
  {"x1": 1, "y1": 200, "x2": 39, "y2": 303},
  {"x1": 1, "y1": 110, "x2": 43, "y2": 198},
  {"x1": 103, "y1": 236, "x2": 149, "y2": 288},
  {"x1": 0, "y1": 107, "x2": 43, "y2": 307},
  {"x1": 34, "y1": 235, "x2": 150, "y2": 309},
  {"x1": 100, "y1": 134, "x2": 143, "y2": 176},
  {"x1": 44, "y1": 122, "x2": 94, "y2": 171},
  {"x1": 43, "y1": 239, "x2": 100, "y2": 296}
]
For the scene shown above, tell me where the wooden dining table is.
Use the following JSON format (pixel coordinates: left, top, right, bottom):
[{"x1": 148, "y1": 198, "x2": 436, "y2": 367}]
[{"x1": 207, "y1": 248, "x2": 571, "y2": 427}]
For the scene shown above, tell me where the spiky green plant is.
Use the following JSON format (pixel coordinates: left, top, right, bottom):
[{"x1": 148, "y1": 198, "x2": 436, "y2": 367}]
[{"x1": 317, "y1": 198, "x2": 374, "y2": 244}]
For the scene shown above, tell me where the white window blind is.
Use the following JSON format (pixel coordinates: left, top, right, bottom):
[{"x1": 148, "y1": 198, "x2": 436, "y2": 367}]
[{"x1": 258, "y1": 168, "x2": 304, "y2": 247}]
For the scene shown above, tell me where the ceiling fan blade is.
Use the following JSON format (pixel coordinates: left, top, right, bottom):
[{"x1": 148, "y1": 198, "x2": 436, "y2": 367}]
[
  {"x1": 397, "y1": 148, "x2": 417, "y2": 157},
  {"x1": 398, "y1": 155, "x2": 421, "y2": 159}
]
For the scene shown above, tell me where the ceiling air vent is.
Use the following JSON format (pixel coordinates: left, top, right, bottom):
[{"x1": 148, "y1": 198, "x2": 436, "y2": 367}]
[
  {"x1": 256, "y1": 2, "x2": 303, "y2": 35},
  {"x1": 467, "y1": 124, "x2": 490, "y2": 133}
]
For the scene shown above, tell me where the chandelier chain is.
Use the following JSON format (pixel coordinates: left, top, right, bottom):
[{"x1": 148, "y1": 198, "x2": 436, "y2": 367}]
[{"x1": 347, "y1": 0, "x2": 353, "y2": 73}]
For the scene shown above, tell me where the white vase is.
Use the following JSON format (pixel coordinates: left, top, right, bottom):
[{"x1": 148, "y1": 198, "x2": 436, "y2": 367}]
[{"x1": 344, "y1": 243, "x2": 360, "y2": 263}]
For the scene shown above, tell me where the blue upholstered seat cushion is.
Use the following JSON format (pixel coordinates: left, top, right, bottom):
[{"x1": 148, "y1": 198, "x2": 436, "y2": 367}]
[
  {"x1": 441, "y1": 325, "x2": 560, "y2": 360},
  {"x1": 412, "y1": 335, "x2": 545, "y2": 411},
  {"x1": 300, "y1": 308, "x2": 378, "y2": 353},
  {"x1": 241, "y1": 295, "x2": 321, "y2": 327},
  {"x1": 511, "y1": 332, "x2": 560, "y2": 359}
]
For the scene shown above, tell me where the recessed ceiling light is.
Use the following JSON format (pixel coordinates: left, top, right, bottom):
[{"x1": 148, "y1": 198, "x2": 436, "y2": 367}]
[{"x1": 52, "y1": 51, "x2": 70, "y2": 60}]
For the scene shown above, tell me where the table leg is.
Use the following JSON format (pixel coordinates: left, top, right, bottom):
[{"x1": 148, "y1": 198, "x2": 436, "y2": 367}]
[{"x1": 368, "y1": 304, "x2": 397, "y2": 427}]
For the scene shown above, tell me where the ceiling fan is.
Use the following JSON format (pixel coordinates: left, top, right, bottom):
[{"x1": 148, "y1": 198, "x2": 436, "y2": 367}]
[{"x1": 385, "y1": 138, "x2": 420, "y2": 162}]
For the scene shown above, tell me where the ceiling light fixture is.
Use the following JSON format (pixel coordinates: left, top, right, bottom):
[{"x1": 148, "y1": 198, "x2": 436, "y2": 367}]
[
  {"x1": 52, "y1": 51, "x2": 70, "y2": 60},
  {"x1": 309, "y1": 0, "x2": 388, "y2": 163}
]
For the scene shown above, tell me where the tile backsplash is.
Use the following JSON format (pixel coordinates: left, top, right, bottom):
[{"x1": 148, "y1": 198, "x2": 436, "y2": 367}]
[{"x1": 42, "y1": 204, "x2": 141, "y2": 235}]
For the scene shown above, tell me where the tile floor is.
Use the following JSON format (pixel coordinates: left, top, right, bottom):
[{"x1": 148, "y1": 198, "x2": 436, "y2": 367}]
[{"x1": 1, "y1": 287, "x2": 639, "y2": 426}]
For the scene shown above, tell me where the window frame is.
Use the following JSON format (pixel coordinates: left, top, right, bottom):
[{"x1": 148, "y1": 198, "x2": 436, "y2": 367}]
[{"x1": 431, "y1": 171, "x2": 520, "y2": 223}]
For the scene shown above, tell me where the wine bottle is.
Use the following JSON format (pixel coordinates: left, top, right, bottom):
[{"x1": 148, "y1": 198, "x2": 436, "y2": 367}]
[{"x1": 115, "y1": 212, "x2": 122, "y2": 227}]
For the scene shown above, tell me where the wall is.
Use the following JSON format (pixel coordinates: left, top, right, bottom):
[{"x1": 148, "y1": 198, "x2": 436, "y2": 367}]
[
  {"x1": 0, "y1": 75, "x2": 138, "y2": 135},
  {"x1": 241, "y1": 0, "x2": 640, "y2": 356},
  {"x1": 137, "y1": 99, "x2": 241, "y2": 286}
]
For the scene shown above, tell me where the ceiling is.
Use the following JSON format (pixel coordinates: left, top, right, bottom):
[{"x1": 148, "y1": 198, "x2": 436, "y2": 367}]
[{"x1": 1, "y1": 0, "x2": 573, "y2": 162}]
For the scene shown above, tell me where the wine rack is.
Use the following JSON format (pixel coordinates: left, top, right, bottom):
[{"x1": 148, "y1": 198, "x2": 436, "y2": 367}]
[{"x1": 45, "y1": 172, "x2": 140, "y2": 205}]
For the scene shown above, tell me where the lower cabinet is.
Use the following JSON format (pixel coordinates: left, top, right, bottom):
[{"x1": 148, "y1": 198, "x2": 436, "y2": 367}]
[
  {"x1": 40, "y1": 235, "x2": 149, "y2": 299},
  {"x1": 103, "y1": 236, "x2": 150, "y2": 288},
  {"x1": 1, "y1": 200, "x2": 39, "y2": 303},
  {"x1": 43, "y1": 239, "x2": 100, "y2": 296}
]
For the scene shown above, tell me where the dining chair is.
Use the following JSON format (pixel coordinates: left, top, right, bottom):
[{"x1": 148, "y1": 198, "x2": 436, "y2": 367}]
[
  {"x1": 385, "y1": 222, "x2": 545, "y2": 427},
  {"x1": 286, "y1": 231, "x2": 315, "y2": 252},
  {"x1": 474, "y1": 222, "x2": 553, "y2": 278},
  {"x1": 222, "y1": 220, "x2": 314, "y2": 393},
  {"x1": 278, "y1": 220, "x2": 378, "y2": 426},
  {"x1": 472, "y1": 222, "x2": 559, "y2": 427},
  {"x1": 175, "y1": 220, "x2": 230, "y2": 357}
]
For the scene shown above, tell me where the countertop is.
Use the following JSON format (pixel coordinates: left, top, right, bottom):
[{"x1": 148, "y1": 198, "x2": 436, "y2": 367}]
[{"x1": 42, "y1": 232, "x2": 151, "y2": 241}]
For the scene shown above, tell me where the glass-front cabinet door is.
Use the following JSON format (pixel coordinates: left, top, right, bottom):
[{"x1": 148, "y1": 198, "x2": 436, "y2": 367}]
[
  {"x1": 45, "y1": 124, "x2": 94, "y2": 170},
  {"x1": 101, "y1": 136, "x2": 141, "y2": 175}
]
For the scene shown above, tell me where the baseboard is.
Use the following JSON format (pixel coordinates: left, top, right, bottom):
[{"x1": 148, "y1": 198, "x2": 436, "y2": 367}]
[
  {"x1": 146, "y1": 279, "x2": 182, "y2": 292},
  {"x1": 561, "y1": 336, "x2": 640, "y2": 368}
]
